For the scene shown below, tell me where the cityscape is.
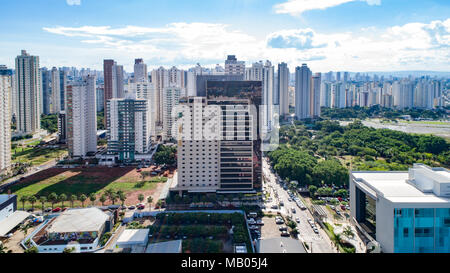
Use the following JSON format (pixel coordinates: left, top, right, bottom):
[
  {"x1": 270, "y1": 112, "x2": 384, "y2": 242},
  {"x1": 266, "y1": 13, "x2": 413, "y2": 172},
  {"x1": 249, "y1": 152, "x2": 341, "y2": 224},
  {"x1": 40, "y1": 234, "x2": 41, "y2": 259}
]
[{"x1": 0, "y1": 0, "x2": 449, "y2": 261}]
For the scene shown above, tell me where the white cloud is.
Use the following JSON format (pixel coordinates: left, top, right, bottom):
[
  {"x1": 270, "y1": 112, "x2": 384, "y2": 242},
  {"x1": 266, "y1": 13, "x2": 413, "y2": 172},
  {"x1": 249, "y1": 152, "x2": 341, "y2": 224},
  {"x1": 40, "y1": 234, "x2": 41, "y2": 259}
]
[
  {"x1": 41, "y1": 19, "x2": 450, "y2": 72},
  {"x1": 274, "y1": 0, "x2": 381, "y2": 16},
  {"x1": 66, "y1": 0, "x2": 81, "y2": 6}
]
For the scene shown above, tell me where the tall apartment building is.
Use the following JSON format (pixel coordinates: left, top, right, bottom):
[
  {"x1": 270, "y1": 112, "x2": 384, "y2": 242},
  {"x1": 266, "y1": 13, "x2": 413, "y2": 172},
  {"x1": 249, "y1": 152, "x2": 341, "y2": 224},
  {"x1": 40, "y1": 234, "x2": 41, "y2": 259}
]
[
  {"x1": 151, "y1": 67, "x2": 168, "y2": 125},
  {"x1": 59, "y1": 69, "x2": 67, "y2": 111},
  {"x1": 57, "y1": 111, "x2": 67, "y2": 144},
  {"x1": 96, "y1": 85, "x2": 104, "y2": 112},
  {"x1": 331, "y1": 82, "x2": 346, "y2": 108},
  {"x1": 295, "y1": 64, "x2": 312, "y2": 120},
  {"x1": 129, "y1": 81, "x2": 157, "y2": 136},
  {"x1": 163, "y1": 86, "x2": 182, "y2": 139},
  {"x1": 225, "y1": 55, "x2": 245, "y2": 76},
  {"x1": 107, "y1": 96, "x2": 151, "y2": 162},
  {"x1": 51, "y1": 67, "x2": 61, "y2": 113},
  {"x1": 0, "y1": 71, "x2": 12, "y2": 171},
  {"x1": 66, "y1": 75, "x2": 97, "y2": 157},
  {"x1": 133, "y1": 58, "x2": 148, "y2": 83},
  {"x1": 311, "y1": 73, "x2": 321, "y2": 118},
  {"x1": 40, "y1": 68, "x2": 51, "y2": 115},
  {"x1": 277, "y1": 63, "x2": 290, "y2": 117},
  {"x1": 103, "y1": 59, "x2": 124, "y2": 127},
  {"x1": 15, "y1": 50, "x2": 41, "y2": 134}
]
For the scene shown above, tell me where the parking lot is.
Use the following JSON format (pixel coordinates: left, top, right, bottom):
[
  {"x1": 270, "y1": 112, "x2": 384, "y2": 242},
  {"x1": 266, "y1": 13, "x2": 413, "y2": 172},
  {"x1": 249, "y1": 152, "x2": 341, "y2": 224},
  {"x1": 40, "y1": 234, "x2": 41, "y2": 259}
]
[{"x1": 261, "y1": 216, "x2": 282, "y2": 239}]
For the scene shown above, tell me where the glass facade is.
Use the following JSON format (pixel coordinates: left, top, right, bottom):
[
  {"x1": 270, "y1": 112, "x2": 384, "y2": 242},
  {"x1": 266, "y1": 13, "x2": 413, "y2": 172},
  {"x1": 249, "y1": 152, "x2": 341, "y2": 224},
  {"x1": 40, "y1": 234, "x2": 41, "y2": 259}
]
[{"x1": 394, "y1": 208, "x2": 450, "y2": 253}]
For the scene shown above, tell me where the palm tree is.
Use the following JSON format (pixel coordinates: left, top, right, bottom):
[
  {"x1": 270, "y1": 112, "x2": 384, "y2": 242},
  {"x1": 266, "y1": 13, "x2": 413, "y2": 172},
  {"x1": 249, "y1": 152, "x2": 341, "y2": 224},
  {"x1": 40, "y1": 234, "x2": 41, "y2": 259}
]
[
  {"x1": 104, "y1": 189, "x2": 114, "y2": 201},
  {"x1": 89, "y1": 193, "x2": 96, "y2": 206},
  {"x1": 138, "y1": 194, "x2": 145, "y2": 204},
  {"x1": 39, "y1": 196, "x2": 47, "y2": 213},
  {"x1": 79, "y1": 194, "x2": 87, "y2": 207},
  {"x1": 99, "y1": 195, "x2": 107, "y2": 206},
  {"x1": 28, "y1": 196, "x2": 37, "y2": 211},
  {"x1": 69, "y1": 194, "x2": 77, "y2": 208},
  {"x1": 343, "y1": 226, "x2": 355, "y2": 239},
  {"x1": 48, "y1": 192, "x2": 58, "y2": 209},
  {"x1": 110, "y1": 193, "x2": 118, "y2": 205},
  {"x1": 117, "y1": 191, "x2": 126, "y2": 207},
  {"x1": 59, "y1": 193, "x2": 67, "y2": 207},
  {"x1": 147, "y1": 196, "x2": 153, "y2": 210},
  {"x1": 19, "y1": 195, "x2": 28, "y2": 210}
]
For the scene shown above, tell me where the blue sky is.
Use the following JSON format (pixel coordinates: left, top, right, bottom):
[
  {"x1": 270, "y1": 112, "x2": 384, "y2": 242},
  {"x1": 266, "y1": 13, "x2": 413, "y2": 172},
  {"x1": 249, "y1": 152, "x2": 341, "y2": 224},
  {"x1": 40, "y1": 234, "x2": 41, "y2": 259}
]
[{"x1": 0, "y1": 0, "x2": 449, "y2": 72}]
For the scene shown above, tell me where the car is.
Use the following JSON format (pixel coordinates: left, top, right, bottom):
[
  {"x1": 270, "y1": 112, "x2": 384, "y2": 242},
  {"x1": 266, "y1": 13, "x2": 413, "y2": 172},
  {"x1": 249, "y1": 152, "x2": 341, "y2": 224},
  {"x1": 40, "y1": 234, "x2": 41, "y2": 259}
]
[
  {"x1": 341, "y1": 205, "x2": 346, "y2": 210},
  {"x1": 249, "y1": 225, "x2": 259, "y2": 230},
  {"x1": 313, "y1": 228, "x2": 320, "y2": 234},
  {"x1": 120, "y1": 206, "x2": 127, "y2": 210},
  {"x1": 44, "y1": 208, "x2": 52, "y2": 213},
  {"x1": 52, "y1": 207, "x2": 61, "y2": 213},
  {"x1": 279, "y1": 226, "x2": 288, "y2": 231},
  {"x1": 287, "y1": 198, "x2": 292, "y2": 202},
  {"x1": 137, "y1": 205, "x2": 145, "y2": 210},
  {"x1": 295, "y1": 217, "x2": 300, "y2": 223},
  {"x1": 330, "y1": 205, "x2": 336, "y2": 210},
  {"x1": 281, "y1": 231, "x2": 290, "y2": 237},
  {"x1": 279, "y1": 201, "x2": 284, "y2": 206},
  {"x1": 256, "y1": 219, "x2": 264, "y2": 225},
  {"x1": 271, "y1": 205, "x2": 278, "y2": 209},
  {"x1": 291, "y1": 207, "x2": 296, "y2": 213},
  {"x1": 128, "y1": 206, "x2": 136, "y2": 210}
]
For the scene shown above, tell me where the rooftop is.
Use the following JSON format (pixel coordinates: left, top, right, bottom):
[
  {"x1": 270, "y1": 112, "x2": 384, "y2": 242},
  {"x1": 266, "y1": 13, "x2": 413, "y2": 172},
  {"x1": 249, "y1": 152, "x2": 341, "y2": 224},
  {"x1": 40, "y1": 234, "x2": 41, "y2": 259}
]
[
  {"x1": 145, "y1": 240, "x2": 182, "y2": 253},
  {"x1": 352, "y1": 164, "x2": 450, "y2": 204},
  {"x1": 46, "y1": 208, "x2": 110, "y2": 234},
  {"x1": 0, "y1": 211, "x2": 30, "y2": 237},
  {"x1": 116, "y1": 229, "x2": 149, "y2": 246},
  {"x1": 257, "y1": 237, "x2": 306, "y2": 253}
]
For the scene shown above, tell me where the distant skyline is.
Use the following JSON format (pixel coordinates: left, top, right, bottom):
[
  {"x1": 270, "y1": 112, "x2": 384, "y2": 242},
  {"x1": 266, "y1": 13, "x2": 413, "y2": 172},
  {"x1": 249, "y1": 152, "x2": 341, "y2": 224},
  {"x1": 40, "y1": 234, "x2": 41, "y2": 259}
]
[{"x1": 0, "y1": 0, "x2": 449, "y2": 72}]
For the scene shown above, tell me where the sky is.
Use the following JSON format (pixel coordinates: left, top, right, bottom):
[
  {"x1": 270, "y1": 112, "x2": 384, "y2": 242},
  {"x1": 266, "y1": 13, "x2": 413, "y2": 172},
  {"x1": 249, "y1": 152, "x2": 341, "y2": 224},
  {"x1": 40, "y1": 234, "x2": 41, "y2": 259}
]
[{"x1": 0, "y1": 0, "x2": 449, "y2": 72}]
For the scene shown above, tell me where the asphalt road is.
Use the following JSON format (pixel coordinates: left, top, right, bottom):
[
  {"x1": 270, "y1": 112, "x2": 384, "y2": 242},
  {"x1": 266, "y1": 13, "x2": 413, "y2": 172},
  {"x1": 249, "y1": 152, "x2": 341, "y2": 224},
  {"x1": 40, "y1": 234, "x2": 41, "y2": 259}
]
[{"x1": 262, "y1": 157, "x2": 336, "y2": 253}]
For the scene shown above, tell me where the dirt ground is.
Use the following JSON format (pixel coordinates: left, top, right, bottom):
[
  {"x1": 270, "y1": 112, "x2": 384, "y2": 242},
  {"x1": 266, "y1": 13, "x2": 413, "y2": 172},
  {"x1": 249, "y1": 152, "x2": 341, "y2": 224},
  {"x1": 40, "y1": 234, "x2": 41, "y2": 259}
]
[
  {"x1": 1, "y1": 222, "x2": 39, "y2": 253},
  {"x1": 261, "y1": 216, "x2": 282, "y2": 239}
]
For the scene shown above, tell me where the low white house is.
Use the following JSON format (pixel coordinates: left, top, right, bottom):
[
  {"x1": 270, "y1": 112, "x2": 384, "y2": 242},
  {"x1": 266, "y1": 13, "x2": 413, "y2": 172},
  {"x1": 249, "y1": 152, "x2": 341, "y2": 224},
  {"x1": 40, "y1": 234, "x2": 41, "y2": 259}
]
[{"x1": 115, "y1": 229, "x2": 149, "y2": 253}]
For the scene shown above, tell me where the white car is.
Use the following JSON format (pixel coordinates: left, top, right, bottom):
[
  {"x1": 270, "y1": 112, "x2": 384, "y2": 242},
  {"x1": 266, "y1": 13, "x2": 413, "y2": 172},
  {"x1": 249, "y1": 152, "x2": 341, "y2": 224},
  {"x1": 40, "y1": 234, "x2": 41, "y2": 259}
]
[{"x1": 295, "y1": 217, "x2": 300, "y2": 223}]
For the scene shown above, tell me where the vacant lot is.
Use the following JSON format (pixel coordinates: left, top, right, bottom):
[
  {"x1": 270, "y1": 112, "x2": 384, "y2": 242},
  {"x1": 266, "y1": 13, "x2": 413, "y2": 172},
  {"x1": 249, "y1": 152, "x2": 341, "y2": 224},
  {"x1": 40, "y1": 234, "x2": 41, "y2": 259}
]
[
  {"x1": 12, "y1": 146, "x2": 67, "y2": 166},
  {"x1": 9, "y1": 166, "x2": 172, "y2": 209}
]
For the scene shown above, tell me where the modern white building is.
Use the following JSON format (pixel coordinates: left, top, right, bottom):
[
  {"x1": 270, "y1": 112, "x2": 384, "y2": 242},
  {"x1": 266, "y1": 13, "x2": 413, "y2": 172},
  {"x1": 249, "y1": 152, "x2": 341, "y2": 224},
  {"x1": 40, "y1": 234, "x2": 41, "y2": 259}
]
[
  {"x1": 66, "y1": 75, "x2": 97, "y2": 157},
  {"x1": 25, "y1": 208, "x2": 113, "y2": 253},
  {"x1": 0, "y1": 71, "x2": 12, "y2": 171},
  {"x1": 311, "y1": 73, "x2": 321, "y2": 118},
  {"x1": 15, "y1": 50, "x2": 41, "y2": 134},
  {"x1": 350, "y1": 164, "x2": 450, "y2": 253}
]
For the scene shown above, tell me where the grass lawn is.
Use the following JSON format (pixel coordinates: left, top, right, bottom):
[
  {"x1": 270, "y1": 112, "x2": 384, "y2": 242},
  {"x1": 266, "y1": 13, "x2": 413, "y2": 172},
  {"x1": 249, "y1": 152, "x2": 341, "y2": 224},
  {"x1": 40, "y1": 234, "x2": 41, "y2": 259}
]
[
  {"x1": 398, "y1": 120, "x2": 450, "y2": 126},
  {"x1": 12, "y1": 147, "x2": 67, "y2": 166},
  {"x1": 10, "y1": 167, "x2": 167, "y2": 209}
]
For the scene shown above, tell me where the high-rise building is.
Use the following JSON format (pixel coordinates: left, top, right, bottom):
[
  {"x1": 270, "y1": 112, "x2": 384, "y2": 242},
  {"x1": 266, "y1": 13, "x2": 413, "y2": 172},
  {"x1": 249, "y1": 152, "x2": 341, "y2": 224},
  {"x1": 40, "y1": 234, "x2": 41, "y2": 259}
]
[
  {"x1": 40, "y1": 68, "x2": 51, "y2": 115},
  {"x1": 96, "y1": 85, "x2": 104, "y2": 112},
  {"x1": 107, "y1": 96, "x2": 151, "y2": 162},
  {"x1": 331, "y1": 82, "x2": 346, "y2": 108},
  {"x1": 311, "y1": 73, "x2": 321, "y2": 118},
  {"x1": 277, "y1": 63, "x2": 290, "y2": 117},
  {"x1": 225, "y1": 55, "x2": 245, "y2": 76},
  {"x1": 295, "y1": 64, "x2": 312, "y2": 120},
  {"x1": 59, "y1": 69, "x2": 67, "y2": 111},
  {"x1": 321, "y1": 82, "x2": 332, "y2": 108},
  {"x1": 129, "y1": 81, "x2": 157, "y2": 136},
  {"x1": 57, "y1": 111, "x2": 67, "y2": 144},
  {"x1": 163, "y1": 86, "x2": 182, "y2": 139},
  {"x1": 0, "y1": 70, "x2": 11, "y2": 171},
  {"x1": 103, "y1": 60, "x2": 124, "y2": 127},
  {"x1": 133, "y1": 59, "x2": 148, "y2": 83},
  {"x1": 51, "y1": 67, "x2": 61, "y2": 113},
  {"x1": 66, "y1": 75, "x2": 97, "y2": 157},
  {"x1": 15, "y1": 50, "x2": 41, "y2": 134}
]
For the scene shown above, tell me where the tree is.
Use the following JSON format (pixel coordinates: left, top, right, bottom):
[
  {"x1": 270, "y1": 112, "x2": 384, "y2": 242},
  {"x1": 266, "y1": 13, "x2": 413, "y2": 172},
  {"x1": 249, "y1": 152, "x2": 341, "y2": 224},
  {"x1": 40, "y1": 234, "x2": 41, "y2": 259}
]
[
  {"x1": 147, "y1": 196, "x2": 153, "y2": 208},
  {"x1": 39, "y1": 196, "x2": 47, "y2": 213},
  {"x1": 69, "y1": 194, "x2": 77, "y2": 208},
  {"x1": 24, "y1": 246, "x2": 39, "y2": 253},
  {"x1": 19, "y1": 195, "x2": 28, "y2": 210},
  {"x1": 79, "y1": 194, "x2": 87, "y2": 207},
  {"x1": 138, "y1": 194, "x2": 145, "y2": 204},
  {"x1": 312, "y1": 160, "x2": 349, "y2": 187},
  {"x1": 48, "y1": 192, "x2": 58, "y2": 209},
  {"x1": 59, "y1": 194, "x2": 67, "y2": 207},
  {"x1": 110, "y1": 193, "x2": 118, "y2": 205},
  {"x1": 343, "y1": 226, "x2": 355, "y2": 239},
  {"x1": 89, "y1": 193, "x2": 96, "y2": 206},
  {"x1": 118, "y1": 191, "x2": 126, "y2": 207},
  {"x1": 63, "y1": 247, "x2": 75, "y2": 253},
  {"x1": 28, "y1": 196, "x2": 37, "y2": 211},
  {"x1": 308, "y1": 185, "x2": 318, "y2": 197},
  {"x1": 99, "y1": 195, "x2": 107, "y2": 206}
]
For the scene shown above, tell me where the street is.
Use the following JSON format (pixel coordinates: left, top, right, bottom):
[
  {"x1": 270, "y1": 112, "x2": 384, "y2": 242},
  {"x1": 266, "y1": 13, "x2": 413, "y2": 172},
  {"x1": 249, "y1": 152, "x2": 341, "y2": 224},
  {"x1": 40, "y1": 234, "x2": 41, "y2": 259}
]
[{"x1": 262, "y1": 157, "x2": 336, "y2": 253}]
